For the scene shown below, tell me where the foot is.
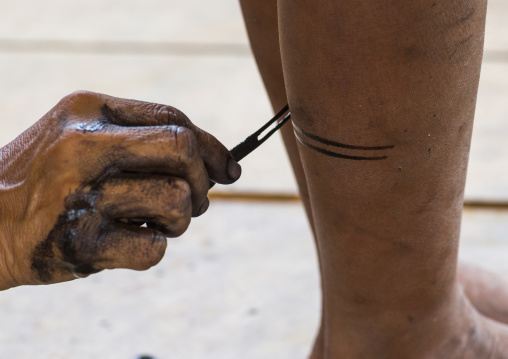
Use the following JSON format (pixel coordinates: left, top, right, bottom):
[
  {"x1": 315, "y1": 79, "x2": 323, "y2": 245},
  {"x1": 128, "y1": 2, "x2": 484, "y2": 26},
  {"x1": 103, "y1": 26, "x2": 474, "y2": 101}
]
[{"x1": 458, "y1": 262, "x2": 508, "y2": 325}]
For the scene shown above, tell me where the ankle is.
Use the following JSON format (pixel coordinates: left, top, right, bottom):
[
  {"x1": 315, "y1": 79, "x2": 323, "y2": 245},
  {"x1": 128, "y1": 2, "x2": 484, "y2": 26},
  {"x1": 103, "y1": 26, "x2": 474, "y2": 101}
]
[{"x1": 313, "y1": 287, "x2": 494, "y2": 358}]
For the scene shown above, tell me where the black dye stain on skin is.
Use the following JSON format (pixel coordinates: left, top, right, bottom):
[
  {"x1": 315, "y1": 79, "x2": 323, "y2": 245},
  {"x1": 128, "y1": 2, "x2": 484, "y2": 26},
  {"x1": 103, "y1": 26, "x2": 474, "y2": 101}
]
[
  {"x1": 101, "y1": 103, "x2": 189, "y2": 129},
  {"x1": 31, "y1": 189, "x2": 106, "y2": 282},
  {"x1": 31, "y1": 169, "x2": 176, "y2": 283},
  {"x1": 101, "y1": 104, "x2": 140, "y2": 127},
  {"x1": 31, "y1": 182, "x2": 169, "y2": 283},
  {"x1": 293, "y1": 123, "x2": 394, "y2": 161}
]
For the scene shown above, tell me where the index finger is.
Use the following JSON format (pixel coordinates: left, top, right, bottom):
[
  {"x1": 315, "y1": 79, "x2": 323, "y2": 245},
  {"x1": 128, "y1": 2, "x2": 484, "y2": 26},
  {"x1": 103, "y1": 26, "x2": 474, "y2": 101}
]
[{"x1": 87, "y1": 92, "x2": 242, "y2": 185}]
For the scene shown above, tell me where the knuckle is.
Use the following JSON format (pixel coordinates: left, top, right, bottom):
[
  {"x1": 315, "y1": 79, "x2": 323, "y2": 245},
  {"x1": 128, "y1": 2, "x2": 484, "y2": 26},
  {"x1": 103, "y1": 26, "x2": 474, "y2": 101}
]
[
  {"x1": 156, "y1": 104, "x2": 189, "y2": 126},
  {"x1": 59, "y1": 125, "x2": 88, "y2": 145},
  {"x1": 136, "y1": 102, "x2": 164, "y2": 116},
  {"x1": 53, "y1": 91, "x2": 102, "y2": 129},
  {"x1": 138, "y1": 102, "x2": 188, "y2": 126},
  {"x1": 174, "y1": 126, "x2": 199, "y2": 159},
  {"x1": 169, "y1": 106, "x2": 191, "y2": 126},
  {"x1": 165, "y1": 178, "x2": 192, "y2": 204},
  {"x1": 163, "y1": 193, "x2": 192, "y2": 237},
  {"x1": 59, "y1": 90, "x2": 99, "y2": 107},
  {"x1": 152, "y1": 104, "x2": 173, "y2": 121},
  {"x1": 165, "y1": 180, "x2": 192, "y2": 212}
]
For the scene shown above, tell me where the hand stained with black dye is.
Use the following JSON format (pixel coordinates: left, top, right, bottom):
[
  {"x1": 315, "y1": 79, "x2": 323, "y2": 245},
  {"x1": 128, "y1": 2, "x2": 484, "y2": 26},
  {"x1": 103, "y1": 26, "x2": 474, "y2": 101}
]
[
  {"x1": 31, "y1": 176, "x2": 186, "y2": 283},
  {"x1": 0, "y1": 91, "x2": 241, "y2": 289}
]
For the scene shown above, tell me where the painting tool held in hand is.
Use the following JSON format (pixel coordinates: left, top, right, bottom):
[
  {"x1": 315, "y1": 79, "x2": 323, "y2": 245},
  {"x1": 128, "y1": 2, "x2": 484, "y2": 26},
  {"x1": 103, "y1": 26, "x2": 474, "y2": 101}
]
[{"x1": 209, "y1": 105, "x2": 291, "y2": 188}]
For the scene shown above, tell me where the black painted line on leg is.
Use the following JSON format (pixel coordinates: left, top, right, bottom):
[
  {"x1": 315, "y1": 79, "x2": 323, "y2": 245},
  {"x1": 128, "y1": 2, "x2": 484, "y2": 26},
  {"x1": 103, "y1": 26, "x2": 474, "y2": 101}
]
[
  {"x1": 293, "y1": 123, "x2": 395, "y2": 151},
  {"x1": 295, "y1": 136, "x2": 389, "y2": 161}
]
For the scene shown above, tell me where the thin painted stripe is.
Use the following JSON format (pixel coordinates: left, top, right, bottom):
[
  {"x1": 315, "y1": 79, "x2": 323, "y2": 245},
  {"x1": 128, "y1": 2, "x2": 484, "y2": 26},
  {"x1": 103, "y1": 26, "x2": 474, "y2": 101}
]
[
  {"x1": 295, "y1": 135, "x2": 388, "y2": 161},
  {"x1": 293, "y1": 123, "x2": 395, "y2": 151}
]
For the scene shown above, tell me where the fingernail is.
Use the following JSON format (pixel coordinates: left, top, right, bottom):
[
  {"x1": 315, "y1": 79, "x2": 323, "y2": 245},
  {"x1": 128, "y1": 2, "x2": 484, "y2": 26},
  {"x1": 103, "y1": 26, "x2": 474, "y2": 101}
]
[
  {"x1": 227, "y1": 157, "x2": 242, "y2": 181},
  {"x1": 196, "y1": 198, "x2": 210, "y2": 217}
]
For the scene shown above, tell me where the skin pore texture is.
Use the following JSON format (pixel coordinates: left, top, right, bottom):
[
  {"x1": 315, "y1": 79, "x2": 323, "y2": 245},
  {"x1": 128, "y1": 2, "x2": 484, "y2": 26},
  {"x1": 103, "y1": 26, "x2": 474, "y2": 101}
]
[
  {"x1": 241, "y1": 0, "x2": 508, "y2": 357},
  {"x1": 0, "y1": 91, "x2": 241, "y2": 289}
]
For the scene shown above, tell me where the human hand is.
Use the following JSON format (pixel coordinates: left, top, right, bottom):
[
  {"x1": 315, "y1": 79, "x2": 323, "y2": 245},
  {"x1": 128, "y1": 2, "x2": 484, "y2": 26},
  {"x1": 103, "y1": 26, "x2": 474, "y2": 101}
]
[{"x1": 0, "y1": 91, "x2": 241, "y2": 289}]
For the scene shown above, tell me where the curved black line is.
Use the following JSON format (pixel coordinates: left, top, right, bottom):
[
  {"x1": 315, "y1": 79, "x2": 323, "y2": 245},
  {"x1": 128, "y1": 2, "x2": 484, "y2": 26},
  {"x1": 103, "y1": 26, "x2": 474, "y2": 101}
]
[
  {"x1": 293, "y1": 124, "x2": 395, "y2": 151},
  {"x1": 295, "y1": 137, "x2": 388, "y2": 161}
]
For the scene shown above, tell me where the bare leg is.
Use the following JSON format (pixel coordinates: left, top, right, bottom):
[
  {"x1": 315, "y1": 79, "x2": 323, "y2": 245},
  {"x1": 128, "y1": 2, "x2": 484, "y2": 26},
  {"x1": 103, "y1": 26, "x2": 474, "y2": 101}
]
[
  {"x1": 239, "y1": 2, "x2": 324, "y2": 357},
  {"x1": 277, "y1": 0, "x2": 508, "y2": 357},
  {"x1": 239, "y1": 0, "x2": 314, "y2": 231},
  {"x1": 241, "y1": 0, "x2": 508, "y2": 355}
]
